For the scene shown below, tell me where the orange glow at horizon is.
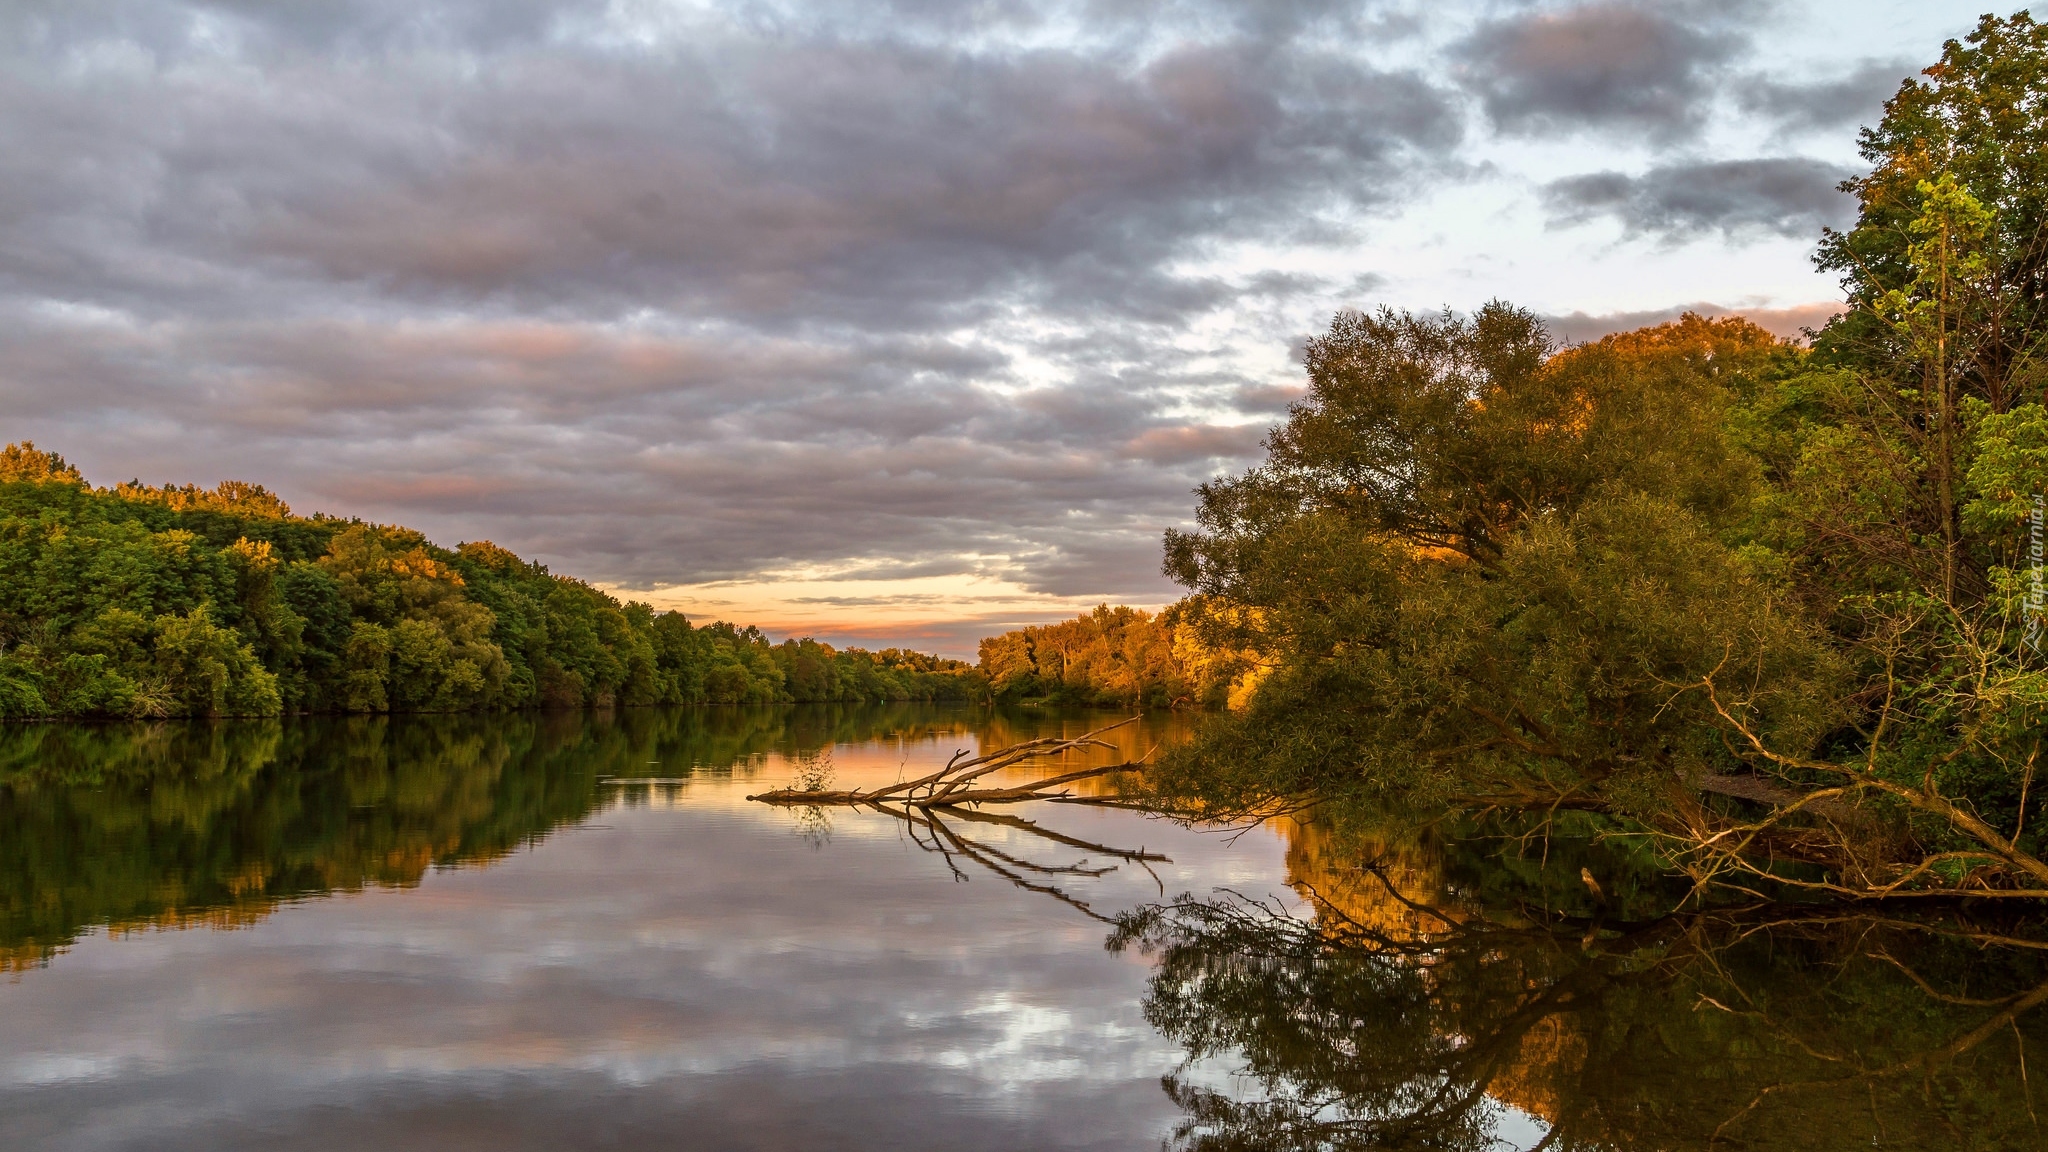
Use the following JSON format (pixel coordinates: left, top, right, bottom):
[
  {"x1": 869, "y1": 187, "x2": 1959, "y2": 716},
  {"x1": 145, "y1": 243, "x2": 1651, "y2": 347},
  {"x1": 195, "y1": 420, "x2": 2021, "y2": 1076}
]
[{"x1": 604, "y1": 572, "x2": 1170, "y2": 653}]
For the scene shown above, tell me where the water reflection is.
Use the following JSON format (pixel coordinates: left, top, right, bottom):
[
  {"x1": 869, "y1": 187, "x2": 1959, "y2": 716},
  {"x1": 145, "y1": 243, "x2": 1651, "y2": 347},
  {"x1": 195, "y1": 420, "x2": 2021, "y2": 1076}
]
[
  {"x1": 1120, "y1": 823, "x2": 2048, "y2": 1151},
  {"x1": 0, "y1": 706, "x2": 1248, "y2": 1152},
  {"x1": 0, "y1": 705, "x2": 1184, "y2": 970},
  {"x1": 4, "y1": 708, "x2": 2043, "y2": 1151}
]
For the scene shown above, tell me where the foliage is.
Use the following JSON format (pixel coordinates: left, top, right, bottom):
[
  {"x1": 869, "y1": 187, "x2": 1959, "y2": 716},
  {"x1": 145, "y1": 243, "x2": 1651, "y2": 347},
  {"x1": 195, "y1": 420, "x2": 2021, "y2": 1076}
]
[
  {"x1": 1816, "y1": 11, "x2": 2048, "y2": 412},
  {"x1": 976, "y1": 604, "x2": 1220, "y2": 707},
  {"x1": 0, "y1": 447, "x2": 979, "y2": 717},
  {"x1": 1156, "y1": 311, "x2": 1840, "y2": 818},
  {"x1": 1148, "y1": 15, "x2": 2048, "y2": 902},
  {"x1": 771, "y1": 634, "x2": 984, "y2": 705}
]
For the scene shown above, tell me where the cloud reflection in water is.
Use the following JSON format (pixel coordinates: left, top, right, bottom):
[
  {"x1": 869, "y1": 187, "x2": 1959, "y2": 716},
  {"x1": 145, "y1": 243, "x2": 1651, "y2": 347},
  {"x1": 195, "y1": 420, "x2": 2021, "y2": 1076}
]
[{"x1": 0, "y1": 711, "x2": 1289, "y2": 1151}]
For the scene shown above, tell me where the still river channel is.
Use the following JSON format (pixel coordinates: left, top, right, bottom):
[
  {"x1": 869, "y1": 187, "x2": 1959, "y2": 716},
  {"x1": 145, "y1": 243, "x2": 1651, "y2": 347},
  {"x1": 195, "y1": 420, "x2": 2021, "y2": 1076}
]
[{"x1": 0, "y1": 706, "x2": 2040, "y2": 1150}]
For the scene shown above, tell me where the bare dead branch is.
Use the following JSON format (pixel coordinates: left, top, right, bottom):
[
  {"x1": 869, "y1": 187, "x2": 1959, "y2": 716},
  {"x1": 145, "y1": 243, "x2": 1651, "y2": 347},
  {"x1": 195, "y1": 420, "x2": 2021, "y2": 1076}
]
[{"x1": 747, "y1": 718, "x2": 1152, "y2": 809}]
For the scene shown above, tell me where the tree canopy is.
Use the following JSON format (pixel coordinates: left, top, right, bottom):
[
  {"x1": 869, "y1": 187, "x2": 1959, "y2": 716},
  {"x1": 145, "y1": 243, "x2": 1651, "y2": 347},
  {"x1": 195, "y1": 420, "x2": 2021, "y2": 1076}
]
[
  {"x1": 1150, "y1": 12, "x2": 2048, "y2": 902},
  {"x1": 0, "y1": 445, "x2": 982, "y2": 718}
]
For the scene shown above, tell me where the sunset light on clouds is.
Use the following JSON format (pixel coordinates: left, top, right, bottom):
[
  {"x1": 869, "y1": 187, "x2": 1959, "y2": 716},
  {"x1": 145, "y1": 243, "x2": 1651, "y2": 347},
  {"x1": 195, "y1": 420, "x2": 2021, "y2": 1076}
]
[{"x1": 0, "y1": 0, "x2": 1980, "y2": 654}]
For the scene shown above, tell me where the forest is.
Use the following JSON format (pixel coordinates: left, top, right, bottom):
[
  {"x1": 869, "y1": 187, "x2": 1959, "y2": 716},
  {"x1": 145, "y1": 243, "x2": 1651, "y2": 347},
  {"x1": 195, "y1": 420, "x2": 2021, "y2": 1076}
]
[{"x1": 0, "y1": 452, "x2": 981, "y2": 719}]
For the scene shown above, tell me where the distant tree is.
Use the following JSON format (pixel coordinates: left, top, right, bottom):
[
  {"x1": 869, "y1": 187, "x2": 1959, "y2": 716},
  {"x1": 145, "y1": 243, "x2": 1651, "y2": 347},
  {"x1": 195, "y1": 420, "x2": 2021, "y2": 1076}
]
[
  {"x1": 976, "y1": 604, "x2": 1204, "y2": 707},
  {"x1": 0, "y1": 442, "x2": 83, "y2": 486}
]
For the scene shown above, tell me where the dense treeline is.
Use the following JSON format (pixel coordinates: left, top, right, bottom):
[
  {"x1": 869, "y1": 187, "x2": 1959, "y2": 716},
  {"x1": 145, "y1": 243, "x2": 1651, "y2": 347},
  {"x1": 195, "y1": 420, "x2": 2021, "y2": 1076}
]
[
  {"x1": 971, "y1": 604, "x2": 1273, "y2": 709},
  {"x1": 975, "y1": 604, "x2": 1226, "y2": 708},
  {"x1": 770, "y1": 636, "x2": 982, "y2": 706},
  {"x1": 1152, "y1": 13, "x2": 2048, "y2": 901},
  {"x1": 0, "y1": 450, "x2": 980, "y2": 718}
]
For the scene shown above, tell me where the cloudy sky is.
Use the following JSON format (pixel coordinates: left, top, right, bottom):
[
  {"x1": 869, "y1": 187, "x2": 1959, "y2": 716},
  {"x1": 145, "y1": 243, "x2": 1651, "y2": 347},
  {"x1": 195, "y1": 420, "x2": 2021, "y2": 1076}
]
[{"x1": 0, "y1": 0, "x2": 1981, "y2": 654}]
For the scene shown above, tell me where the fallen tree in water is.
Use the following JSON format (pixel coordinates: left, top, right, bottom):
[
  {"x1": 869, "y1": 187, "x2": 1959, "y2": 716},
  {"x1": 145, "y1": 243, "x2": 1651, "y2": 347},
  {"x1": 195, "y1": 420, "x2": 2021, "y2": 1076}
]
[{"x1": 746, "y1": 716, "x2": 1152, "y2": 809}]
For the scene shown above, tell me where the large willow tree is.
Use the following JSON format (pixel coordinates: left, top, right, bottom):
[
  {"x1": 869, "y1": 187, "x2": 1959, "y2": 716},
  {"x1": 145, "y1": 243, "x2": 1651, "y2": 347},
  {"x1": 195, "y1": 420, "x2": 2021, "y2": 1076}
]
[{"x1": 1156, "y1": 12, "x2": 2048, "y2": 902}]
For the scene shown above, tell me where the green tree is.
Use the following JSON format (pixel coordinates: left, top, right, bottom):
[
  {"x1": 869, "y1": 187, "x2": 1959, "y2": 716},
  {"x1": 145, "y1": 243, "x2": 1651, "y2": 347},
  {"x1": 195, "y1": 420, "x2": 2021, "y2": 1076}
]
[
  {"x1": 1817, "y1": 10, "x2": 2048, "y2": 415},
  {"x1": 0, "y1": 450, "x2": 743, "y2": 718},
  {"x1": 1152, "y1": 15, "x2": 2048, "y2": 903},
  {"x1": 150, "y1": 606, "x2": 282, "y2": 716},
  {"x1": 1157, "y1": 311, "x2": 1837, "y2": 826},
  {"x1": 976, "y1": 604, "x2": 1191, "y2": 707}
]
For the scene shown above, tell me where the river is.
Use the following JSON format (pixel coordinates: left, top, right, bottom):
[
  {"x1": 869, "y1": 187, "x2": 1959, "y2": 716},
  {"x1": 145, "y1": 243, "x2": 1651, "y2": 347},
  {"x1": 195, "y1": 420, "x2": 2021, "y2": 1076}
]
[{"x1": 0, "y1": 706, "x2": 2038, "y2": 1150}]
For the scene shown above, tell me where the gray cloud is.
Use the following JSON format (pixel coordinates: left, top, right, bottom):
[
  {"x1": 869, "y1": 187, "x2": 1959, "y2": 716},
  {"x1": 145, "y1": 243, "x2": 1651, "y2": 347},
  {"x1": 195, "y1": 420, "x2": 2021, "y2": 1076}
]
[
  {"x1": 1, "y1": 5, "x2": 1461, "y2": 329},
  {"x1": 1735, "y1": 57, "x2": 1916, "y2": 132},
  {"x1": 0, "y1": 308, "x2": 1217, "y2": 597},
  {"x1": 0, "y1": 0, "x2": 1467, "y2": 611},
  {"x1": 1541, "y1": 157, "x2": 1855, "y2": 241},
  {"x1": 1542, "y1": 299, "x2": 1844, "y2": 344},
  {"x1": 1451, "y1": 1, "x2": 1754, "y2": 141},
  {"x1": 1232, "y1": 382, "x2": 1306, "y2": 414},
  {"x1": 0, "y1": 0, "x2": 1914, "y2": 639}
]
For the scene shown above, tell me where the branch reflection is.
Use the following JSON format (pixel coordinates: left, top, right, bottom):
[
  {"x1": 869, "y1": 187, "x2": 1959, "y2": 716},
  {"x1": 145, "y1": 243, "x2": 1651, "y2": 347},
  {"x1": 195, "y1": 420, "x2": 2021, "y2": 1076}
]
[{"x1": 1114, "y1": 835, "x2": 2048, "y2": 1151}]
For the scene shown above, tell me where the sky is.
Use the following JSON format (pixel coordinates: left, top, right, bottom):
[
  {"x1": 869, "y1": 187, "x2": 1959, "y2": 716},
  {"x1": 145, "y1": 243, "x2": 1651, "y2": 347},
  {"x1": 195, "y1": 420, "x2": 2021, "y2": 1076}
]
[{"x1": 0, "y1": 0, "x2": 1989, "y2": 655}]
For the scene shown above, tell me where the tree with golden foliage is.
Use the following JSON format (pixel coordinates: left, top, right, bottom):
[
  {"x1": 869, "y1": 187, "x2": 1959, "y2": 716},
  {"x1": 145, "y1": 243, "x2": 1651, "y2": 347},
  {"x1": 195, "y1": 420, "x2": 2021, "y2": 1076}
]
[{"x1": 976, "y1": 604, "x2": 1233, "y2": 708}]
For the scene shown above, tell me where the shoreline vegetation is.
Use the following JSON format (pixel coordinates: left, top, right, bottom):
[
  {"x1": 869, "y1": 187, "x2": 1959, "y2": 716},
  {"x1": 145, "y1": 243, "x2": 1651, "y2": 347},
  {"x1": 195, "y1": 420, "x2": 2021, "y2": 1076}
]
[
  {"x1": 0, "y1": 447, "x2": 987, "y2": 718},
  {"x1": 0, "y1": 447, "x2": 1240, "y2": 719},
  {"x1": 1145, "y1": 14, "x2": 2048, "y2": 904}
]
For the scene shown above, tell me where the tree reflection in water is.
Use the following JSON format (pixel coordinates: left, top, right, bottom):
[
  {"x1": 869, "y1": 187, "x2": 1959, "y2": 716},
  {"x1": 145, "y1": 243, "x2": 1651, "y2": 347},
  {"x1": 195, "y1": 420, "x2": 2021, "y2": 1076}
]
[
  {"x1": 1113, "y1": 832, "x2": 2048, "y2": 1152},
  {"x1": 0, "y1": 703, "x2": 1012, "y2": 969},
  {"x1": 9, "y1": 709, "x2": 2044, "y2": 1150}
]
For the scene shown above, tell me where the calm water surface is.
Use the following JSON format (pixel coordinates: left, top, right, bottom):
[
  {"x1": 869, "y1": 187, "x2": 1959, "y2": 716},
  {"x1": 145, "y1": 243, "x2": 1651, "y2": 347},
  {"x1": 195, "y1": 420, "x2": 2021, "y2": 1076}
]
[
  {"x1": 0, "y1": 706, "x2": 2042, "y2": 1150},
  {"x1": 0, "y1": 706, "x2": 1337, "y2": 1151}
]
